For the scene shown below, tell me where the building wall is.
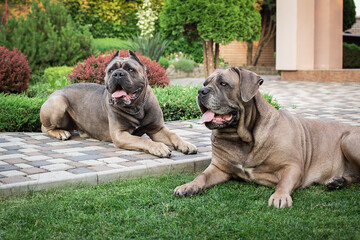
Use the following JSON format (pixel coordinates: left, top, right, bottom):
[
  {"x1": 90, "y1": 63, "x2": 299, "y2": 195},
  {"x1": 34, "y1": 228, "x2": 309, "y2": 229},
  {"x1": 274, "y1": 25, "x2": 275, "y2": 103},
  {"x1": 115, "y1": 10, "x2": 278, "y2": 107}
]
[{"x1": 220, "y1": 38, "x2": 275, "y2": 67}]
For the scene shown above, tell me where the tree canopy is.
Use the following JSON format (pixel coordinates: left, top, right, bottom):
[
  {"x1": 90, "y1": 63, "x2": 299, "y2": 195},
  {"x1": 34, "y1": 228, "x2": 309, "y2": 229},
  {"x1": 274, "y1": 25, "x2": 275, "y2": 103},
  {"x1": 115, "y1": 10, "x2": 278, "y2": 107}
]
[
  {"x1": 343, "y1": 0, "x2": 356, "y2": 31},
  {"x1": 160, "y1": 0, "x2": 261, "y2": 76},
  {"x1": 160, "y1": 0, "x2": 260, "y2": 43}
]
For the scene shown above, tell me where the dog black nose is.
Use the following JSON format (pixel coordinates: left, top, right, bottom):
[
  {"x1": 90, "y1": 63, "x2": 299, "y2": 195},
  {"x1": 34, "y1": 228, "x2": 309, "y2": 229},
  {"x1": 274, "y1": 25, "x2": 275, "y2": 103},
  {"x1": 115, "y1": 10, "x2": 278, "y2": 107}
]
[
  {"x1": 198, "y1": 87, "x2": 210, "y2": 96},
  {"x1": 112, "y1": 70, "x2": 125, "y2": 79}
]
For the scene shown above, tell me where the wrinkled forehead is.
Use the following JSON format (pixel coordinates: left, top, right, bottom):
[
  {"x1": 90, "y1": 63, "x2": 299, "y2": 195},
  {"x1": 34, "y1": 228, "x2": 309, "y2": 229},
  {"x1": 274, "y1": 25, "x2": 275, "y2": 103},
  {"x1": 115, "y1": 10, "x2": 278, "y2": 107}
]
[
  {"x1": 105, "y1": 57, "x2": 140, "y2": 71},
  {"x1": 203, "y1": 69, "x2": 238, "y2": 86}
]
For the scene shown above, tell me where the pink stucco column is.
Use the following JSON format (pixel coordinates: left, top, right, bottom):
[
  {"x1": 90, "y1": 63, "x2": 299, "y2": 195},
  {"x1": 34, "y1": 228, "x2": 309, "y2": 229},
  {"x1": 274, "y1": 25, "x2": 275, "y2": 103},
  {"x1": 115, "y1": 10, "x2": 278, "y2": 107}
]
[{"x1": 276, "y1": 0, "x2": 343, "y2": 71}]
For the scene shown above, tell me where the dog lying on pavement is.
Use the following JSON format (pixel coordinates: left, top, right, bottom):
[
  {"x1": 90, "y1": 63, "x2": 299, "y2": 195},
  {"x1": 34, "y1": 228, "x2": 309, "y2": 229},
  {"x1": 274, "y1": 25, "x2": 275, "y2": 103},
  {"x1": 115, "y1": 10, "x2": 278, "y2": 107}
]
[{"x1": 40, "y1": 50, "x2": 197, "y2": 157}]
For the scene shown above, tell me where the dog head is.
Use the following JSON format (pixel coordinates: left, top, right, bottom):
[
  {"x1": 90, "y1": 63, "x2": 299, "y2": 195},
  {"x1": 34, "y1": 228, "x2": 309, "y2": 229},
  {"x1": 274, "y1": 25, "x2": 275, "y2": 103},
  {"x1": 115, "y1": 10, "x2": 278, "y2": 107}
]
[
  {"x1": 197, "y1": 67, "x2": 263, "y2": 131},
  {"x1": 104, "y1": 50, "x2": 147, "y2": 107}
]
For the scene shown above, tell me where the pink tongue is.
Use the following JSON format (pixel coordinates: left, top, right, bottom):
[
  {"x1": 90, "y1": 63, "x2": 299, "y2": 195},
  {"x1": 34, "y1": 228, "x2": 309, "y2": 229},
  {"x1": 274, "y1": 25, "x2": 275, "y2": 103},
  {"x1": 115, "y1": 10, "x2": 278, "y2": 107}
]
[
  {"x1": 111, "y1": 90, "x2": 127, "y2": 99},
  {"x1": 197, "y1": 110, "x2": 215, "y2": 124}
]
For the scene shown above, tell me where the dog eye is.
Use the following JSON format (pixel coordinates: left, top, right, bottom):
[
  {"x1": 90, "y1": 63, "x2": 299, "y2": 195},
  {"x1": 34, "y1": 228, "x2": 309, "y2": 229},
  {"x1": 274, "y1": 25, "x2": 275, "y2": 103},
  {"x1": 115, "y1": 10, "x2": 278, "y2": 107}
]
[
  {"x1": 220, "y1": 82, "x2": 228, "y2": 87},
  {"x1": 129, "y1": 68, "x2": 134, "y2": 72},
  {"x1": 109, "y1": 69, "x2": 113, "y2": 73}
]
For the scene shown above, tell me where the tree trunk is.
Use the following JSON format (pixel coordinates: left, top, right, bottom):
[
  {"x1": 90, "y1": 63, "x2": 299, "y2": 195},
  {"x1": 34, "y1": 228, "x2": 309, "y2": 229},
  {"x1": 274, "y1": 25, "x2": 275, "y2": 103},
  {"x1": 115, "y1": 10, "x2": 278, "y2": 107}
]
[
  {"x1": 202, "y1": 39, "x2": 215, "y2": 78},
  {"x1": 206, "y1": 39, "x2": 214, "y2": 76},
  {"x1": 252, "y1": 13, "x2": 276, "y2": 66},
  {"x1": 214, "y1": 43, "x2": 220, "y2": 69},
  {"x1": 246, "y1": 42, "x2": 253, "y2": 65},
  {"x1": 202, "y1": 39, "x2": 209, "y2": 77},
  {"x1": 251, "y1": 2, "x2": 276, "y2": 66}
]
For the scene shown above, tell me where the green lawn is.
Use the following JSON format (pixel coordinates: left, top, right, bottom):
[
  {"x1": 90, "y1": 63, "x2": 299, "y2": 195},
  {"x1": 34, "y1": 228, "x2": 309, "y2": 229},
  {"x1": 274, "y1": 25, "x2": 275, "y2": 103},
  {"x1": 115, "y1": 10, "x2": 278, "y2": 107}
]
[
  {"x1": 93, "y1": 38, "x2": 130, "y2": 53},
  {"x1": 1, "y1": 173, "x2": 359, "y2": 239}
]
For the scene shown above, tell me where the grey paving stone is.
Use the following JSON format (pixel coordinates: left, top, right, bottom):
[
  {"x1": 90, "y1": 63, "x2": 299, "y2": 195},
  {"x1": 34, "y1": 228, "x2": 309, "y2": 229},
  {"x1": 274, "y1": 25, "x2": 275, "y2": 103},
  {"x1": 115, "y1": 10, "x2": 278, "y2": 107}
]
[
  {"x1": 3, "y1": 146, "x2": 22, "y2": 150},
  {"x1": 171, "y1": 154, "x2": 206, "y2": 161},
  {"x1": 67, "y1": 155, "x2": 104, "y2": 161},
  {"x1": 119, "y1": 155, "x2": 141, "y2": 161},
  {"x1": 0, "y1": 176, "x2": 32, "y2": 184},
  {"x1": 38, "y1": 150, "x2": 56, "y2": 154},
  {"x1": 3, "y1": 150, "x2": 22, "y2": 155},
  {"x1": 67, "y1": 168, "x2": 95, "y2": 174},
  {"x1": 27, "y1": 161, "x2": 52, "y2": 167},
  {"x1": 0, "y1": 164, "x2": 20, "y2": 171}
]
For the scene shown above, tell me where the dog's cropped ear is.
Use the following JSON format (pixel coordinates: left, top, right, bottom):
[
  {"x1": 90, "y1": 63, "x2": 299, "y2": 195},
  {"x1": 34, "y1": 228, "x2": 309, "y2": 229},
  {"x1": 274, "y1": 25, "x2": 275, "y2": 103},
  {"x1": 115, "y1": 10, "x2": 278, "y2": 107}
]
[
  {"x1": 128, "y1": 50, "x2": 146, "y2": 70},
  {"x1": 233, "y1": 67, "x2": 263, "y2": 102},
  {"x1": 111, "y1": 50, "x2": 121, "y2": 60}
]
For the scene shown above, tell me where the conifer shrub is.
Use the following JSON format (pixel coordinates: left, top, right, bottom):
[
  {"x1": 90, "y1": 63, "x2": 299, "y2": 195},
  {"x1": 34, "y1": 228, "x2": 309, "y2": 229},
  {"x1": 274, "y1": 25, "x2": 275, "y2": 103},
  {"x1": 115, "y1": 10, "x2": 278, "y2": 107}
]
[
  {"x1": 0, "y1": 46, "x2": 31, "y2": 94},
  {"x1": 68, "y1": 50, "x2": 170, "y2": 87},
  {"x1": 343, "y1": 42, "x2": 360, "y2": 68},
  {"x1": 0, "y1": 0, "x2": 95, "y2": 70}
]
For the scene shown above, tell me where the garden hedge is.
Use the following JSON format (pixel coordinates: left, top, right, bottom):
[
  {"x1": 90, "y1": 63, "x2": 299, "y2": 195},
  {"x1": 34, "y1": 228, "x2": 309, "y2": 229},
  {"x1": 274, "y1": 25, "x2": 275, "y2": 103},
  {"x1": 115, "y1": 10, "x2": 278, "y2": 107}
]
[
  {"x1": 0, "y1": 87, "x2": 280, "y2": 132},
  {"x1": 0, "y1": 93, "x2": 44, "y2": 132}
]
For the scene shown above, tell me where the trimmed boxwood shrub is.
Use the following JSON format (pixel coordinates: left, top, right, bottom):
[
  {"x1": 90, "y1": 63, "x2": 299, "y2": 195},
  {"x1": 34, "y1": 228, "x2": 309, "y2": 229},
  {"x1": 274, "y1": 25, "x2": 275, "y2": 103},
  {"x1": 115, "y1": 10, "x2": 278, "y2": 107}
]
[
  {"x1": 153, "y1": 85, "x2": 201, "y2": 121},
  {"x1": 69, "y1": 49, "x2": 170, "y2": 87},
  {"x1": 0, "y1": 46, "x2": 31, "y2": 94},
  {"x1": 0, "y1": 93, "x2": 45, "y2": 132},
  {"x1": 0, "y1": 86, "x2": 281, "y2": 132},
  {"x1": 343, "y1": 42, "x2": 360, "y2": 68}
]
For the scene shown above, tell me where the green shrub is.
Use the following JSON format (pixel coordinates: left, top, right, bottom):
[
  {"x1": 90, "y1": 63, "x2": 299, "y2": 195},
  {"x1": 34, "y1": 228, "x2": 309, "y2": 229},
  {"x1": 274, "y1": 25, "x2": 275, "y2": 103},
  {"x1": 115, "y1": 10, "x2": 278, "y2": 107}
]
[
  {"x1": 343, "y1": 42, "x2": 360, "y2": 68},
  {"x1": 27, "y1": 66, "x2": 73, "y2": 98},
  {"x1": 93, "y1": 38, "x2": 130, "y2": 53},
  {"x1": 158, "y1": 57, "x2": 170, "y2": 69},
  {"x1": 0, "y1": 0, "x2": 95, "y2": 70},
  {"x1": 0, "y1": 93, "x2": 45, "y2": 132},
  {"x1": 153, "y1": 85, "x2": 202, "y2": 121},
  {"x1": 171, "y1": 58, "x2": 196, "y2": 72},
  {"x1": 43, "y1": 66, "x2": 73, "y2": 90},
  {"x1": 343, "y1": 0, "x2": 356, "y2": 31},
  {"x1": 168, "y1": 52, "x2": 196, "y2": 72},
  {"x1": 126, "y1": 32, "x2": 172, "y2": 62},
  {"x1": 164, "y1": 37, "x2": 203, "y2": 63},
  {"x1": 0, "y1": 86, "x2": 281, "y2": 132}
]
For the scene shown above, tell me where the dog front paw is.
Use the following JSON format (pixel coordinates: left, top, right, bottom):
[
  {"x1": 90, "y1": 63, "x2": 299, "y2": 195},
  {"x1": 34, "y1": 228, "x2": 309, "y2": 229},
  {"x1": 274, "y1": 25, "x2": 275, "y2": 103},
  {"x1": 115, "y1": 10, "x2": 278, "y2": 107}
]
[
  {"x1": 149, "y1": 142, "x2": 171, "y2": 158},
  {"x1": 173, "y1": 182, "x2": 203, "y2": 197},
  {"x1": 176, "y1": 141, "x2": 198, "y2": 155},
  {"x1": 268, "y1": 192, "x2": 293, "y2": 208},
  {"x1": 47, "y1": 129, "x2": 71, "y2": 141}
]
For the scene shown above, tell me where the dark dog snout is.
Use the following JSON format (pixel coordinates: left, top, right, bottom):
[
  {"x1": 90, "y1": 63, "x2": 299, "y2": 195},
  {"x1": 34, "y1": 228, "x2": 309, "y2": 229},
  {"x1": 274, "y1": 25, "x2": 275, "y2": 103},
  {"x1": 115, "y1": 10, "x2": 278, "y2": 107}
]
[
  {"x1": 112, "y1": 69, "x2": 125, "y2": 79},
  {"x1": 198, "y1": 87, "x2": 210, "y2": 96}
]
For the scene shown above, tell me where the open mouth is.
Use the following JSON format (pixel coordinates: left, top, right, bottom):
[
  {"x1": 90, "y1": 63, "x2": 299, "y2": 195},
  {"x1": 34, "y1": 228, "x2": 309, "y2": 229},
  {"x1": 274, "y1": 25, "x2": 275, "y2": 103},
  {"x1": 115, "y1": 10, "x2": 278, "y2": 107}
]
[
  {"x1": 110, "y1": 87, "x2": 142, "y2": 105},
  {"x1": 197, "y1": 103, "x2": 238, "y2": 128}
]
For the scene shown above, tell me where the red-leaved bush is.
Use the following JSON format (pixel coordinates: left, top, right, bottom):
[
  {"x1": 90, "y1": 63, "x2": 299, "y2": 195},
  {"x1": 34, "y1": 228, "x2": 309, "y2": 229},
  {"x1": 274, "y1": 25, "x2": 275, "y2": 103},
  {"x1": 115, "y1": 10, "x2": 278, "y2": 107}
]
[
  {"x1": 68, "y1": 50, "x2": 169, "y2": 87},
  {"x1": 0, "y1": 46, "x2": 31, "y2": 94}
]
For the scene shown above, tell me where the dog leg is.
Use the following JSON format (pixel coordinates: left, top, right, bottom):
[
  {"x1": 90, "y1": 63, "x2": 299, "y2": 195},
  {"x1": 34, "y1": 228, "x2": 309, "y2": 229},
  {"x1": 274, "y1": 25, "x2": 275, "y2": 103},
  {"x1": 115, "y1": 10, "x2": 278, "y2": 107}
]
[
  {"x1": 40, "y1": 95, "x2": 74, "y2": 140},
  {"x1": 173, "y1": 163, "x2": 231, "y2": 197},
  {"x1": 111, "y1": 130, "x2": 171, "y2": 158},
  {"x1": 268, "y1": 164, "x2": 302, "y2": 208},
  {"x1": 148, "y1": 126, "x2": 197, "y2": 154}
]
